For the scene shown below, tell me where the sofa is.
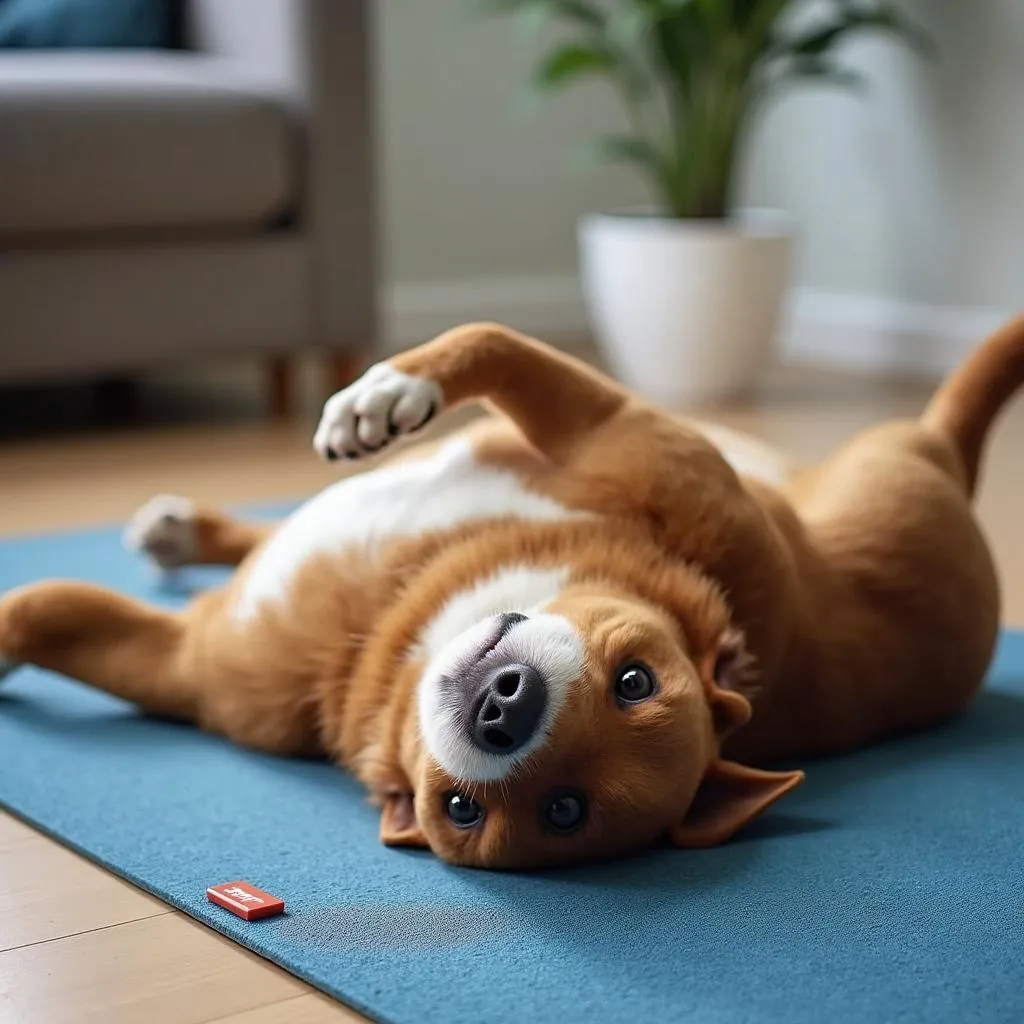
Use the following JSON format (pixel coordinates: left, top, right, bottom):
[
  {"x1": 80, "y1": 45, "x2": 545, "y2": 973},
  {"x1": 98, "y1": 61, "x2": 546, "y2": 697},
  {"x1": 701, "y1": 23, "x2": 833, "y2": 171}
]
[{"x1": 0, "y1": 0, "x2": 376, "y2": 414}]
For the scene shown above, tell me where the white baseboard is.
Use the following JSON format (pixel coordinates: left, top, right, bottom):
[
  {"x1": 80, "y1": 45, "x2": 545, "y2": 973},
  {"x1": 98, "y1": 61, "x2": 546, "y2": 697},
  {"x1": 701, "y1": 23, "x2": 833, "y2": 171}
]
[
  {"x1": 384, "y1": 275, "x2": 1011, "y2": 377},
  {"x1": 784, "y1": 289, "x2": 1010, "y2": 377}
]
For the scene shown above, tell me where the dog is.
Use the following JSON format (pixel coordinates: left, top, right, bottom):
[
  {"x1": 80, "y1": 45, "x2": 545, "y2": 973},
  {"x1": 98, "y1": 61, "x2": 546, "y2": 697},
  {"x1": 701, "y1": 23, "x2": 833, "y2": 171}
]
[{"x1": 1, "y1": 316, "x2": 1020, "y2": 868}]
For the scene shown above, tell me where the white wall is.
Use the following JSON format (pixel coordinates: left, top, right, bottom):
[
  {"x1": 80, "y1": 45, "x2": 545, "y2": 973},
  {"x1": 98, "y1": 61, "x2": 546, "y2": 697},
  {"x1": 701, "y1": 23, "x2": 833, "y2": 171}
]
[
  {"x1": 745, "y1": 0, "x2": 1024, "y2": 311},
  {"x1": 742, "y1": 0, "x2": 1024, "y2": 370},
  {"x1": 377, "y1": 0, "x2": 645, "y2": 285}
]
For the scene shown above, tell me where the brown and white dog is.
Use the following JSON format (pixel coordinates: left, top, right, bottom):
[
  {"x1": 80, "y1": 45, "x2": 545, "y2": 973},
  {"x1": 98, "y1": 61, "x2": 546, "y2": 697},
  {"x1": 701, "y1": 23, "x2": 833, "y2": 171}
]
[{"x1": 1, "y1": 317, "x2": 1020, "y2": 868}]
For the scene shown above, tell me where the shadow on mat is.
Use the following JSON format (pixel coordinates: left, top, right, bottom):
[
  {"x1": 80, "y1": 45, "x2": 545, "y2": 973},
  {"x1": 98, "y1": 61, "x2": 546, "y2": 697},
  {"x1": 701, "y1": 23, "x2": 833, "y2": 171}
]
[{"x1": 0, "y1": 691, "x2": 330, "y2": 762}]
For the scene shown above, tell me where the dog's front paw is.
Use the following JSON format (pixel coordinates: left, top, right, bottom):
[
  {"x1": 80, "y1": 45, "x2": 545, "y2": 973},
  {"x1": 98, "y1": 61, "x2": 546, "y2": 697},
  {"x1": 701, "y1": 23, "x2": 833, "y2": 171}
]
[
  {"x1": 124, "y1": 495, "x2": 198, "y2": 570},
  {"x1": 314, "y1": 363, "x2": 442, "y2": 462}
]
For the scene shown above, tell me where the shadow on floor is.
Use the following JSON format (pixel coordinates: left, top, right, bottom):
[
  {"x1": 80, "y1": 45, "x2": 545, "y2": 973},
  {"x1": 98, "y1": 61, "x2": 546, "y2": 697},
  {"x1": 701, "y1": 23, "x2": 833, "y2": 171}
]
[{"x1": 0, "y1": 375, "x2": 268, "y2": 442}]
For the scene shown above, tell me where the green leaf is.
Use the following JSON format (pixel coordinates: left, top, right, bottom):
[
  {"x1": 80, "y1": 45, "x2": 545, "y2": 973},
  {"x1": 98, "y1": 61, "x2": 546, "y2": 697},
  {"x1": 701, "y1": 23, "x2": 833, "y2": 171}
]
[
  {"x1": 776, "y1": 6, "x2": 934, "y2": 60},
  {"x1": 550, "y1": 0, "x2": 606, "y2": 29},
  {"x1": 861, "y1": 5, "x2": 934, "y2": 56},
  {"x1": 653, "y1": 0, "x2": 702, "y2": 12},
  {"x1": 533, "y1": 42, "x2": 619, "y2": 91},
  {"x1": 694, "y1": 0, "x2": 730, "y2": 39},
  {"x1": 606, "y1": 4, "x2": 654, "y2": 50},
  {"x1": 579, "y1": 134, "x2": 665, "y2": 172},
  {"x1": 651, "y1": 4, "x2": 713, "y2": 91},
  {"x1": 780, "y1": 23, "x2": 850, "y2": 57},
  {"x1": 783, "y1": 55, "x2": 867, "y2": 92},
  {"x1": 742, "y1": 0, "x2": 803, "y2": 54},
  {"x1": 476, "y1": 0, "x2": 605, "y2": 29},
  {"x1": 731, "y1": 0, "x2": 772, "y2": 26}
]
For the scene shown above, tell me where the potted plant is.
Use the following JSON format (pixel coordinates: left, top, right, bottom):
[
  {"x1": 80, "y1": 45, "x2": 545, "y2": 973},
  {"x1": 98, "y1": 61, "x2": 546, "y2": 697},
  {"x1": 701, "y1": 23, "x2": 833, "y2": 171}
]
[{"x1": 485, "y1": 0, "x2": 928, "y2": 404}]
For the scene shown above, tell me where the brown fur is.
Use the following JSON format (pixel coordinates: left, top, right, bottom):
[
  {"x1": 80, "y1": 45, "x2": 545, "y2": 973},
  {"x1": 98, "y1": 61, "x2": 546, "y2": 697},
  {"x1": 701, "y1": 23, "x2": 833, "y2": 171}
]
[{"x1": 1, "y1": 316, "x2": 1021, "y2": 868}]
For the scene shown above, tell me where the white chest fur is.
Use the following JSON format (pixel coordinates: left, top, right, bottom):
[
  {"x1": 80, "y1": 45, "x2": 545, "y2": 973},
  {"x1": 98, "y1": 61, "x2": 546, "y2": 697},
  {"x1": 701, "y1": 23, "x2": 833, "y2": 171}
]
[{"x1": 234, "y1": 438, "x2": 584, "y2": 621}]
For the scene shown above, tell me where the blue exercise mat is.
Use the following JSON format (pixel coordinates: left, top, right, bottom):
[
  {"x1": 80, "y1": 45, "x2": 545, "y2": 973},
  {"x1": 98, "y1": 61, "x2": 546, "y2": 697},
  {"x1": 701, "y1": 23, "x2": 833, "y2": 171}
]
[{"x1": 1, "y1": 519, "x2": 1024, "y2": 1024}]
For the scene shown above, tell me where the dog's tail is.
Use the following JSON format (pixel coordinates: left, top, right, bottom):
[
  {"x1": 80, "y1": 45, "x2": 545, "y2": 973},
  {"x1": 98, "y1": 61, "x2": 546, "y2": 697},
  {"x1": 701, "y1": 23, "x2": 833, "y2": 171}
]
[{"x1": 922, "y1": 312, "x2": 1024, "y2": 497}]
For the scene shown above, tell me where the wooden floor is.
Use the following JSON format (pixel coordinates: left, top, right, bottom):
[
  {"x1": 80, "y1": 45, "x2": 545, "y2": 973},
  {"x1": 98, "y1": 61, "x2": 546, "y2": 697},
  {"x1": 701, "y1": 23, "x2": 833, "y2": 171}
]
[{"x1": 3, "y1": 364, "x2": 1024, "y2": 1023}]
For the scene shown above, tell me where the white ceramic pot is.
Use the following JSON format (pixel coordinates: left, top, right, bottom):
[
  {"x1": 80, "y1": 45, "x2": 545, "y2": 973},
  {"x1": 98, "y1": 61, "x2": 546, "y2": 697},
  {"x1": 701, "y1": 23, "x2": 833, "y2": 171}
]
[{"x1": 578, "y1": 208, "x2": 795, "y2": 406}]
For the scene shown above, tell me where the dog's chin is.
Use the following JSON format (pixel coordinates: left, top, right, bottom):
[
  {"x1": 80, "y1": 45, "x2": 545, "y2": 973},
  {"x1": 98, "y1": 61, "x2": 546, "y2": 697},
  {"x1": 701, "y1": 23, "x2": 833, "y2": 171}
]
[{"x1": 416, "y1": 613, "x2": 583, "y2": 785}]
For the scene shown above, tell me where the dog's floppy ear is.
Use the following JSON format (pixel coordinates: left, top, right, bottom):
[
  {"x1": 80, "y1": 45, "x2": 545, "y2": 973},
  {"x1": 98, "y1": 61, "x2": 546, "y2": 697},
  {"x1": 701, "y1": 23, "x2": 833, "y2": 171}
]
[
  {"x1": 668, "y1": 759, "x2": 805, "y2": 849},
  {"x1": 379, "y1": 791, "x2": 428, "y2": 849}
]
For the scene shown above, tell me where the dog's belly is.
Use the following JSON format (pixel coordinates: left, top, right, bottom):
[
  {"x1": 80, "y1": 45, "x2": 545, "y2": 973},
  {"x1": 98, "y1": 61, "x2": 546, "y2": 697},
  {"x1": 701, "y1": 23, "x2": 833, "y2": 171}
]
[{"x1": 233, "y1": 436, "x2": 585, "y2": 622}]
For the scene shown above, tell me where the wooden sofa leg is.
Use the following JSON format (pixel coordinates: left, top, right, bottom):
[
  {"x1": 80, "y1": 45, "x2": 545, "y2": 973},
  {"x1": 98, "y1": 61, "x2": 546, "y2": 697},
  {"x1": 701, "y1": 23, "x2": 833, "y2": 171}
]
[{"x1": 267, "y1": 356, "x2": 293, "y2": 418}]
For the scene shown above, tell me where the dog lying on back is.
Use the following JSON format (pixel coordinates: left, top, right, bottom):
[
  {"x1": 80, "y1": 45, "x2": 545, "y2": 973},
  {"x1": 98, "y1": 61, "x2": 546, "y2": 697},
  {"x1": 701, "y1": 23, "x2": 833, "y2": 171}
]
[{"x1": 1, "y1": 317, "x2": 1019, "y2": 868}]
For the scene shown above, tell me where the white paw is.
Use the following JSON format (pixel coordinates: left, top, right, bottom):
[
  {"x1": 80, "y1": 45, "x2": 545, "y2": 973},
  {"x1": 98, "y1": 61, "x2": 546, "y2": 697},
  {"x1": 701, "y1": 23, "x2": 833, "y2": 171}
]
[
  {"x1": 313, "y1": 364, "x2": 442, "y2": 462},
  {"x1": 124, "y1": 495, "x2": 198, "y2": 570}
]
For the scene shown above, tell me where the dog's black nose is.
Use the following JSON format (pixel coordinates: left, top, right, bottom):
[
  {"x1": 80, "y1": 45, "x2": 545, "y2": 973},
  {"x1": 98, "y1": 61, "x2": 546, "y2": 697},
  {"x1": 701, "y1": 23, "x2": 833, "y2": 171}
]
[{"x1": 471, "y1": 663, "x2": 546, "y2": 755}]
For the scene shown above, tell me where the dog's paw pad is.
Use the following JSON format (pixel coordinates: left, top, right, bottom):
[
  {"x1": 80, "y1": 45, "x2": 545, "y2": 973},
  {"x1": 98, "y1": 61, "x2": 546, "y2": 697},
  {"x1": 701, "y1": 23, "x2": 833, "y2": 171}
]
[
  {"x1": 313, "y1": 364, "x2": 442, "y2": 462},
  {"x1": 124, "y1": 494, "x2": 198, "y2": 570}
]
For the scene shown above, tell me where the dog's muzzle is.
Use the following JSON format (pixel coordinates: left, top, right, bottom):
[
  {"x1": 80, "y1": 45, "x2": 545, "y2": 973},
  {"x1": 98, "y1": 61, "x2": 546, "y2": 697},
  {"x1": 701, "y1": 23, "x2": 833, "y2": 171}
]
[{"x1": 419, "y1": 608, "x2": 581, "y2": 783}]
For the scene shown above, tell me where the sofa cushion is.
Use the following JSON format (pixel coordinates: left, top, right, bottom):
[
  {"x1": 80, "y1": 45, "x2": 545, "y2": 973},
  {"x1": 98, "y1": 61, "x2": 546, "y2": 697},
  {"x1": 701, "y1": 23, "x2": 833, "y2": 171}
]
[
  {"x1": 0, "y1": 53, "x2": 296, "y2": 238},
  {"x1": 0, "y1": 0, "x2": 182, "y2": 49}
]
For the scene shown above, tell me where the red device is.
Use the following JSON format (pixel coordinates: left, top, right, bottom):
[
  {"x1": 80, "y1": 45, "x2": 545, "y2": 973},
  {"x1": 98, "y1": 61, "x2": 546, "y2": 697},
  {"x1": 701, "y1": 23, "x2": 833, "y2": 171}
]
[{"x1": 206, "y1": 880, "x2": 285, "y2": 921}]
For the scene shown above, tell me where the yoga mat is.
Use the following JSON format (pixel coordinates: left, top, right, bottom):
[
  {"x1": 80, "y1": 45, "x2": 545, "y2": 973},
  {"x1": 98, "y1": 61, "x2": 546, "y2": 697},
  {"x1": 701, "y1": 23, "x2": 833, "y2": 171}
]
[{"x1": 2, "y1": 519, "x2": 1024, "y2": 1024}]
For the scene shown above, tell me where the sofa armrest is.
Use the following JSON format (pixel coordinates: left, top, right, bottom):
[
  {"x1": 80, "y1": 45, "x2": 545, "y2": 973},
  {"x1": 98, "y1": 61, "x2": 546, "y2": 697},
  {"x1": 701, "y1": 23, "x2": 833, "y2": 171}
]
[{"x1": 187, "y1": 0, "x2": 378, "y2": 353}]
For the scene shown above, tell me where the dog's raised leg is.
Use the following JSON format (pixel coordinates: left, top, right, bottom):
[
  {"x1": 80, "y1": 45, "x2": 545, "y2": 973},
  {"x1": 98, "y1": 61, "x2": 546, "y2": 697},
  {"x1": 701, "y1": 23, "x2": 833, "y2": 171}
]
[
  {"x1": 313, "y1": 322, "x2": 747, "y2": 529},
  {"x1": 0, "y1": 581, "x2": 196, "y2": 719},
  {"x1": 314, "y1": 322, "x2": 632, "y2": 466},
  {"x1": 125, "y1": 495, "x2": 274, "y2": 570}
]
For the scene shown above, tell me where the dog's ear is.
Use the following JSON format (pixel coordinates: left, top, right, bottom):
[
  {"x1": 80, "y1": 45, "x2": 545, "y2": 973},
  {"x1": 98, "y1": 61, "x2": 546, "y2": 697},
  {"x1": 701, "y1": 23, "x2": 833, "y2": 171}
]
[
  {"x1": 379, "y1": 791, "x2": 428, "y2": 849},
  {"x1": 668, "y1": 759, "x2": 804, "y2": 848},
  {"x1": 708, "y1": 687, "x2": 752, "y2": 738},
  {"x1": 700, "y1": 628, "x2": 755, "y2": 738}
]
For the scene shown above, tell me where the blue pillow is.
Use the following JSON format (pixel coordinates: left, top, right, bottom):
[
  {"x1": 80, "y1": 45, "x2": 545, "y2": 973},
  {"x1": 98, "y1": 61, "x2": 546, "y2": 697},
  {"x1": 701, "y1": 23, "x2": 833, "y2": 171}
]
[{"x1": 0, "y1": 0, "x2": 181, "y2": 49}]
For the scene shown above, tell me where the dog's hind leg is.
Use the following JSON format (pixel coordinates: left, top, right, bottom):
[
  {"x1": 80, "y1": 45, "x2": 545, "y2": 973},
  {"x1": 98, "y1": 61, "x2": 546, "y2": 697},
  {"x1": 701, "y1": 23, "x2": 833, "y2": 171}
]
[
  {"x1": 125, "y1": 495, "x2": 275, "y2": 570},
  {"x1": 0, "y1": 580, "x2": 197, "y2": 719}
]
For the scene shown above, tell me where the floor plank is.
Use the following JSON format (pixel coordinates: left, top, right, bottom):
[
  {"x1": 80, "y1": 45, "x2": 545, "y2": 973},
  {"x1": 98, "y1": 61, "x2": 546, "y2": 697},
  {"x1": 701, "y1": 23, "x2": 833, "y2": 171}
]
[
  {"x1": 0, "y1": 914, "x2": 307, "y2": 1024},
  {"x1": 0, "y1": 834, "x2": 169, "y2": 952},
  {"x1": 210, "y1": 992, "x2": 370, "y2": 1024},
  {"x1": 0, "y1": 813, "x2": 38, "y2": 848}
]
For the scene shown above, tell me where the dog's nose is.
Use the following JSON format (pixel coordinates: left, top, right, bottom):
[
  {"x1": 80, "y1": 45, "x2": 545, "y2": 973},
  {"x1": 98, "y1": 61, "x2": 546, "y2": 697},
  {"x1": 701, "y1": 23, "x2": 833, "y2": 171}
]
[{"x1": 471, "y1": 662, "x2": 546, "y2": 755}]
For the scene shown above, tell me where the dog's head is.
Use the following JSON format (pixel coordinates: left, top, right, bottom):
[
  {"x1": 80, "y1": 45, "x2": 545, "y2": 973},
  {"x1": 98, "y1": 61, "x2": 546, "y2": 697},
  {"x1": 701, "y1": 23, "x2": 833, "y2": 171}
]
[{"x1": 382, "y1": 568, "x2": 803, "y2": 869}]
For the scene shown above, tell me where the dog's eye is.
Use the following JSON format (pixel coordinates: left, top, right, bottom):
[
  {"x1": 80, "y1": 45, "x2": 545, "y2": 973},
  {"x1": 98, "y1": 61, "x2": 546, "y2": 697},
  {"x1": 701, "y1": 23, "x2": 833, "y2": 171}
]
[
  {"x1": 445, "y1": 792, "x2": 485, "y2": 829},
  {"x1": 543, "y1": 791, "x2": 588, "y2": 835},
  {"x1": 614, "y1": 663, "x2": 657, "y2": 705}
]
